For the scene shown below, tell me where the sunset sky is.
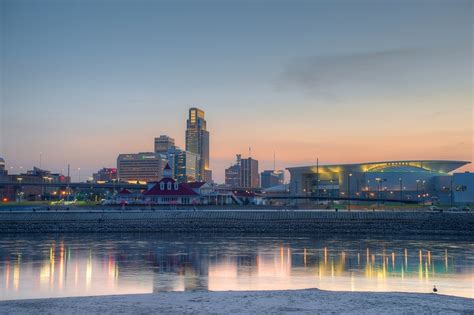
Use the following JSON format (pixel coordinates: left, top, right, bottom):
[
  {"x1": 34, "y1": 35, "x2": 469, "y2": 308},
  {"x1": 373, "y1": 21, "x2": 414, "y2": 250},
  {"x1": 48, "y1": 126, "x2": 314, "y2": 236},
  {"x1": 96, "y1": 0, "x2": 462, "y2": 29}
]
[{"x1": 1, "y1": 0, "x2": 472, "y2": 182}]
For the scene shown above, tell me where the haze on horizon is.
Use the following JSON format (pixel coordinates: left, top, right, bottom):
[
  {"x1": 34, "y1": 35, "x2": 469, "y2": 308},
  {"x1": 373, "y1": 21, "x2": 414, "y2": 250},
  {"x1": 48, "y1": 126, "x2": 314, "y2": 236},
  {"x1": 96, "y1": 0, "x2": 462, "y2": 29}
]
[{"x1": 1, "y1": 0, "x2": 472, "y2": 183}]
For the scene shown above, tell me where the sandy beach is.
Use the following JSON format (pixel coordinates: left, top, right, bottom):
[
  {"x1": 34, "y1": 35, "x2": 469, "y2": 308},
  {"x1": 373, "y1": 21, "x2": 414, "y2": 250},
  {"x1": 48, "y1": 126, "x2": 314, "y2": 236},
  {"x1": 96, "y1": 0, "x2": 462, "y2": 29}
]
[{"x1": 1, "y1": 289, "x2": 472, "y2": 314}]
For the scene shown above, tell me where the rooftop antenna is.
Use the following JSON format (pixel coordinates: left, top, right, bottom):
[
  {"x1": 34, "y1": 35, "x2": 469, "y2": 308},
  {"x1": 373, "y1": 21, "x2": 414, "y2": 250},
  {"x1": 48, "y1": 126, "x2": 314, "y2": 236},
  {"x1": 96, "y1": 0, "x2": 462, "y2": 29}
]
[
  {"x1": 249, "y1": 147, "x2": 251, "y2": 158},
  {"x1": 39, "y1": 152, "x2": 42, "y2": 169}
]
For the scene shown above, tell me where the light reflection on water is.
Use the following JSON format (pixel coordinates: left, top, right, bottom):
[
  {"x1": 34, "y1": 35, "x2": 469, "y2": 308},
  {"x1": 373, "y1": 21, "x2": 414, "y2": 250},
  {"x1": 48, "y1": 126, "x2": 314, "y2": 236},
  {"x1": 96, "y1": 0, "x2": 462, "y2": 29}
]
[{"x1": 0, "y1": 234, "x2": 473, "y2": 300}]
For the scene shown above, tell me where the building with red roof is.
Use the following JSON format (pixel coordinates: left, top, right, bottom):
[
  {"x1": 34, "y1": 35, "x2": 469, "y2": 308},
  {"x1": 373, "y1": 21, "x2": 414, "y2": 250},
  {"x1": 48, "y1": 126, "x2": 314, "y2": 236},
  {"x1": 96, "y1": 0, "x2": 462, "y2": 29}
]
[{"x1": 143, "y1": 177, "x2": 200, "y2": 205}]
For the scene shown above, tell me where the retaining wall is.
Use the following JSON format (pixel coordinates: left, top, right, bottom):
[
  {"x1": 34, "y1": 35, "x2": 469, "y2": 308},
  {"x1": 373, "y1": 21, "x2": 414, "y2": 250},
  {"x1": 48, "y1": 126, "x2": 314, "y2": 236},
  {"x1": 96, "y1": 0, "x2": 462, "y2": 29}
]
[{"x1": 0, "y1": 210, "x2": 473, "y2": 235}]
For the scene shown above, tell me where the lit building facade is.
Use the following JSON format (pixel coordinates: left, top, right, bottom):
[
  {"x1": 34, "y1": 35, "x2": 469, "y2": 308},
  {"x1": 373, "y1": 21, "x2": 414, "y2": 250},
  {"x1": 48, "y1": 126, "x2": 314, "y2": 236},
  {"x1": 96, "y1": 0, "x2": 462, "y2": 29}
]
[
  {"x1": 166, "y1": 146, "x2": 199, "y2": 183},
  {"x1": 185, "y1": 107, "x2": 211, "y2": 181},
  {"x1": 241, "y1": 157, "x2": 259, "y2": 188},
  {"x1": 260, "y1": 170, "x2": 285, "y2": 189},
  {"x1": 287, "y1": 160, "x2": 470, "y2": 203},
  {"x1": 117, "y1": 152, "x2": 164, "y2": 183},
  {"x1": 154, "y1": 135, "x2": 175, "y2": 154}
]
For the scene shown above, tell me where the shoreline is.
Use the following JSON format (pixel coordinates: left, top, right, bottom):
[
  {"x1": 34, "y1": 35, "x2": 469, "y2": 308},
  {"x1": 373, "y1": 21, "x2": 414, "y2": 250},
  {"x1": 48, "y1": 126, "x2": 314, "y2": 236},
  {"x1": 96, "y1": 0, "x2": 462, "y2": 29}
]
[
  {"x1": 1, "y1": 289, "x2": 472, "y2": 314},
  {"x1": 0, "y1": 210, "x2": 473, "y2": 235}
]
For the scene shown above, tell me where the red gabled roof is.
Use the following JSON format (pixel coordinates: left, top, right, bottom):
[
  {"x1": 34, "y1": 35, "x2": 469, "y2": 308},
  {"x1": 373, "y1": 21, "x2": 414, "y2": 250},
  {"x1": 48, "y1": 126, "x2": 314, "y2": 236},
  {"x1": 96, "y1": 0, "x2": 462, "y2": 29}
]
[
  {"x1": 183, "y1": 181, "x2": 207, "y2": 189},
  {"x1": 118, "y1": 188, "x2": 132, "y2": 195},
  {"x1": 143, "y1": 178, "x2": 199, "y2": 196}
]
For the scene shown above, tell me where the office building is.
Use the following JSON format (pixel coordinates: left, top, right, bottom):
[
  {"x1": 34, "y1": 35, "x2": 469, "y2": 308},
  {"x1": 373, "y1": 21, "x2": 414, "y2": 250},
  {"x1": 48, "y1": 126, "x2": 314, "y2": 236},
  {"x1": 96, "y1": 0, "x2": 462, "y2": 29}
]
[
  {"x1": 117, "y1": 152, "x2": 164, "y2": 183},
  {"x1": 241, "y1": 157, "x2": 259, "y2": 188},
  {"x1": 261, "y1": 170, "x2": 285, "y2": 189},
  {"x1": 225, "y1": 154, "x2": 241, "y2": 188},
  {"x1": 166, "y1": 146, "x2": 199, "y2": 183},
  {"x1": 185, "y1": 107, "x2": 211, "y2": 181},
  {"x1": 154, "y1": 135, "x2": 175, "y2": 154},
  {"x1": 287, "y1": 160, "x2": 470, "y2": 203}
]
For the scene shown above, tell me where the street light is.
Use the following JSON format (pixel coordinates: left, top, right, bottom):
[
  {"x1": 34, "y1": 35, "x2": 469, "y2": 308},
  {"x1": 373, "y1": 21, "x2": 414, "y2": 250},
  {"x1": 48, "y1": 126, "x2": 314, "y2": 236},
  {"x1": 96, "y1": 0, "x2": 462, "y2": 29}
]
[
  {"x1": 399, "y1": 178, "x2": 403, "y2": 201},
  {"x1": 348, "y1": 173, "x2": 353, "y2": 211}
]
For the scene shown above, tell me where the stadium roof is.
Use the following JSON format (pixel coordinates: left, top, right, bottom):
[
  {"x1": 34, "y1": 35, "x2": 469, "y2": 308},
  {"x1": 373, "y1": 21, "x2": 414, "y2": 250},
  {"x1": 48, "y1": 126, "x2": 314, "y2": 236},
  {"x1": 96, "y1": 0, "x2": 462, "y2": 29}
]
[{"x1": 287, "y1": 160, "x2": 470, "y2": 174}]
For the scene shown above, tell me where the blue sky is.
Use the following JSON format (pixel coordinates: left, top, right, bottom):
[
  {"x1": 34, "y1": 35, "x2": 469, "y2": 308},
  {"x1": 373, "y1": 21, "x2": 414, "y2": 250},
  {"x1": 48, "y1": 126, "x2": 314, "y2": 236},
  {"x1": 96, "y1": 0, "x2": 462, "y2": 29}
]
[{"x1": 1, "y1": 0, "x2": 472, "y2": 182}]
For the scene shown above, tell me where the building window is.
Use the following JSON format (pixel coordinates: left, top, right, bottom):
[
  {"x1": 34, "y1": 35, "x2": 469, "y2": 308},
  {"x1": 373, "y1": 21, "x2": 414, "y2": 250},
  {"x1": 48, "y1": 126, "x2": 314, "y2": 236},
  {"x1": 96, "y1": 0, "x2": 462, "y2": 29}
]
[
  {"x1": 167, "y1": 182, "x2": 172, "y2": 190},
  {"x1": 160, "y1": 182, "x2": 164, "y2": 190},
  {"x1": 174, "y1": 182, "x2": 179, "y2": 190}
]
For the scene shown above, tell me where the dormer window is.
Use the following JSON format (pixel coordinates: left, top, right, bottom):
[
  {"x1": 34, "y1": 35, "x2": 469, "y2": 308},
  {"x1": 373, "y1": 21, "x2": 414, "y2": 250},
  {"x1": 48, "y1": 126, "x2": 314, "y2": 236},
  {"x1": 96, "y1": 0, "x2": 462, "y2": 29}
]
[
  {"x1": 160, "y1": 182, "x2": 164, "y2": 190},
  {"x1": 174, "y1": 182, "x2": 179, "y2": 190},
  {"x1": 167, "y1": 182, "x2": 172, "y2": 190}
]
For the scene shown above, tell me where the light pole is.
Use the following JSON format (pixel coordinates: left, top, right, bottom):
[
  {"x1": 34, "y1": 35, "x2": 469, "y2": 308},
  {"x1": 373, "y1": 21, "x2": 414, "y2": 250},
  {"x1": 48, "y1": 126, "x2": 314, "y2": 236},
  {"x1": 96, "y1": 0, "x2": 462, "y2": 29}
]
[
  {"x1": 399, "y1": 178, "x2": 403, "y2": 201},
  {"x1": 416, "y1": 179, "x2": 420, "y2": 202},
  {"x1": 348, "y1": 173, "x2": 352, "y2": 211}
]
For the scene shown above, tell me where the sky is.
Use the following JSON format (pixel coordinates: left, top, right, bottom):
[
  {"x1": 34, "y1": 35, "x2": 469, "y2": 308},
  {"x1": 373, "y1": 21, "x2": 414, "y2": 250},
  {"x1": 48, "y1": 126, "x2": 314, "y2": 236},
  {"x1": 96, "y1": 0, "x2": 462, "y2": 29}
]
[{"x1": 1, "y1": 0, "x2": 472, "y2": 183}]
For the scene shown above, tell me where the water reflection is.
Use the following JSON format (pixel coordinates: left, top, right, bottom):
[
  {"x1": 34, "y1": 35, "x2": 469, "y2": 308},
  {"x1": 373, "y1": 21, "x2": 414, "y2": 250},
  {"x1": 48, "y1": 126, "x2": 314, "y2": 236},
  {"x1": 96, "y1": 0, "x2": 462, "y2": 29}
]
[{"x1": 0, "y1": 234, "x2": 473, "y2": 300}]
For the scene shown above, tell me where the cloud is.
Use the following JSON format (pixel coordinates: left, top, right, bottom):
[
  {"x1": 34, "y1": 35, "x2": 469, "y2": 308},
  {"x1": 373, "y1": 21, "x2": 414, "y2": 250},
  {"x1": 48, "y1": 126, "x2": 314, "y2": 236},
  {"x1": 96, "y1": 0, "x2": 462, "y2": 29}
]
[{"x1": 275, "y1": 47, "x2": 431, "y2": 98}]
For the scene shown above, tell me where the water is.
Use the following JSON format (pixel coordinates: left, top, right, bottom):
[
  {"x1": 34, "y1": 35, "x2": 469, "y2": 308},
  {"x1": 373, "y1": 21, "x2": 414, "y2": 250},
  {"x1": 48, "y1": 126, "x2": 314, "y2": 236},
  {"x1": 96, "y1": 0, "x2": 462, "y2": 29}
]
[{"x1": 0, "y1": 233, "x2": 473, "y2": 300}]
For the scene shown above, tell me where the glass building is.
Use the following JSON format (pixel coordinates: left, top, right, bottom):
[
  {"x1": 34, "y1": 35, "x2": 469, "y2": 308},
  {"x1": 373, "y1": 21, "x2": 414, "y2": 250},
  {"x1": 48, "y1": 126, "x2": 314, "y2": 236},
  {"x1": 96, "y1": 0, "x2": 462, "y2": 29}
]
[
  {"x1": 185, "y1": 108, "x2": 210, "y2": 181},
  {"x1": 166, "y1": 147, "x2": 199, "y2": 183}
]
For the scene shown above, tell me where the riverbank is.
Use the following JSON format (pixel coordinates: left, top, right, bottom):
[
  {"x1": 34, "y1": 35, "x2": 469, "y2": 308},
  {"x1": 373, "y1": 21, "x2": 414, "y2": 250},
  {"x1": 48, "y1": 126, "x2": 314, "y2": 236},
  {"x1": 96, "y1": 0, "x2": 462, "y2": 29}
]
[
  {"x1": 0, "y1": 210, "x2": 473, "y2": 234},
  {"x1": 1, "y1": 289, "x2": 472, "y2": 314}
]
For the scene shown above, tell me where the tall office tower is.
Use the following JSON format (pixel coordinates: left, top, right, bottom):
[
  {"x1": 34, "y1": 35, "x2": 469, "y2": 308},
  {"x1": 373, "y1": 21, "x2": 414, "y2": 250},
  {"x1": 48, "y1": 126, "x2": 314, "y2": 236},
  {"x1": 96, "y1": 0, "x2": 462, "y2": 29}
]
[
  {"x1": 117, "y1": 152, "x2": 163, "y2": 183},
  {"x1": 185, "y1": 107, "x2": 211, "y2": 181},
  {"x1": 240, "y1": 157, "x2": 259, "y2": 188},
  {"x1": 154, "y1": 135, "x2": 175, "y2": 154},
  {"x1": 260, "y1": 170, "x2": 285, "y2": 189}
]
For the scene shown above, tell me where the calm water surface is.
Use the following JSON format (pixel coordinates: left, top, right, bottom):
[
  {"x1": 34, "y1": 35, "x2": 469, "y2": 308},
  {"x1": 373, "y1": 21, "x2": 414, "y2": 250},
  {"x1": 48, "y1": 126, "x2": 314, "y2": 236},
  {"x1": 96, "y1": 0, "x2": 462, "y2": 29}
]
[{"x1": 0, "y1": 234, "x2": 473, "y2": 300}]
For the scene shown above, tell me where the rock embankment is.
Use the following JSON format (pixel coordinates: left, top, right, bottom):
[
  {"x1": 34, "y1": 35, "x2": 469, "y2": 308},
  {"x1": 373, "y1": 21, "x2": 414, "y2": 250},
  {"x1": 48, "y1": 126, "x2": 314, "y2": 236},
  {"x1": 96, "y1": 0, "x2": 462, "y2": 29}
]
[{"x1": 0, "y1": 210, "x2": 472, "y2": 234}]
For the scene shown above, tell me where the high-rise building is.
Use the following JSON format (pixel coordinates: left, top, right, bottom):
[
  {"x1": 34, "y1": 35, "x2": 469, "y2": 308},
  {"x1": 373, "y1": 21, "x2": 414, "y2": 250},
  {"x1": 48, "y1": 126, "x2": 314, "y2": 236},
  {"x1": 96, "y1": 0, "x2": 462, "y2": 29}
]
[
  {"x1": 154, "y1": 135, "x2": 175, "y2": 154},
  {"x1": 261, "y1": 170, "x2": 285, "y2": 189},
  {"x1": 185, "y1": 107, "x2": 211, "y2": 181},
  {"x1": 166, "y1": 146, "x2": 199, "y2": 183},
  {"x1": 241, "y1": 157, "x2": 259, "y2": 188},
  {"x1": 225, "y1": 154, "x2": 241, "y2": 188},
  {"x1": 117, "y1": 152, "x2": 164, "y2": 183}
]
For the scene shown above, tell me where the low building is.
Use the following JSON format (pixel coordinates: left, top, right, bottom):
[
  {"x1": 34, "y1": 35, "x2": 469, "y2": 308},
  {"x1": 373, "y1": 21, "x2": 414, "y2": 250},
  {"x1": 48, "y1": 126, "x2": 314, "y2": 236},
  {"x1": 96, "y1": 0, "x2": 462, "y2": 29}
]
[
  {"x1": 260, "y1": 170, "x2": 285, "y2": 189},
  {"x1": 92, "y1": 168, "x2": 117, "y2": 182},
  {"x1": 453, "y1": 172, "x2": 474, "y2": 204},
  {"x1": 143, "y1": 177, "x2": 200, "y2": 205},
  {"x1": 287, "y1": 160, "x2": 470, "y2": 204}
]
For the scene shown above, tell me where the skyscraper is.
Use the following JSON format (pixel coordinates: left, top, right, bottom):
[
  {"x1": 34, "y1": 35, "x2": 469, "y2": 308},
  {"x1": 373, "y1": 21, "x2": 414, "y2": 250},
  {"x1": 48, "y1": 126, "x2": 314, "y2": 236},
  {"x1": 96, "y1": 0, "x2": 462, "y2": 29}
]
[
  {"x1": 185, "y1": 107, "x2": 211, "y2": 181},
  {"x1": 154, "y1": 135, "x2": 175, "y2": 154}
]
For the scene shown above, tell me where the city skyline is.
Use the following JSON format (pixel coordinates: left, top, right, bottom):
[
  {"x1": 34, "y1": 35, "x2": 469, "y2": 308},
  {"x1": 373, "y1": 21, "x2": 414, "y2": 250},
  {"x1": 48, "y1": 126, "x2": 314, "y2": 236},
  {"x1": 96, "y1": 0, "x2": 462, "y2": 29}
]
[{"x1": 1, "y1": 0, "x2": 473, "y2": 183}]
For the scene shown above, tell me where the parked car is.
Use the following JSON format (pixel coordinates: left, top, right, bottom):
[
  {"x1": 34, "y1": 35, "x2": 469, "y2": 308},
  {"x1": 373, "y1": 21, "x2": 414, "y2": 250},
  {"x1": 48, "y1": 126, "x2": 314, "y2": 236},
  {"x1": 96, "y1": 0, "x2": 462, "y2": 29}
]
[
  {"x1": 447, "y1": 207, "x2": 459, "y2": 211},
  {"x1": 460, "y1": 206, "x2": 471, "y2": 212},
  {"x1": 429, "y1": 206, "x2": 443, "y2": 211}
]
